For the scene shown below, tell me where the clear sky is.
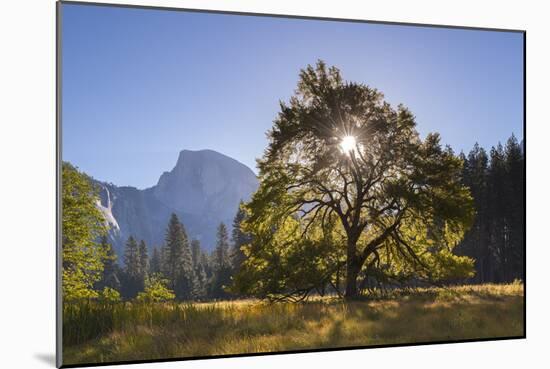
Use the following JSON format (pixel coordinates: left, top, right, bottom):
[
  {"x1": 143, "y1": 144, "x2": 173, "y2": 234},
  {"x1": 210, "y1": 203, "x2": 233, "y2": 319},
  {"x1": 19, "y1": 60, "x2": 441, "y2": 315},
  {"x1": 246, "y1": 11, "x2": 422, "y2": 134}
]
[{"x1": 61, "y1": 3, "x2": 524, "y2": 189}]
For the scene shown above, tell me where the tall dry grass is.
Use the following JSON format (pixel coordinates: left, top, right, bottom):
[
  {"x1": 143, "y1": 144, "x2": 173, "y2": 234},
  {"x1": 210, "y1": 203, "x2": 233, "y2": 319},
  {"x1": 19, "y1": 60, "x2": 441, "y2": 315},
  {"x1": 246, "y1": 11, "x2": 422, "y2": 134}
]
[{"x1": 63, "y1": 283, "x2": 524, "y2": 365}]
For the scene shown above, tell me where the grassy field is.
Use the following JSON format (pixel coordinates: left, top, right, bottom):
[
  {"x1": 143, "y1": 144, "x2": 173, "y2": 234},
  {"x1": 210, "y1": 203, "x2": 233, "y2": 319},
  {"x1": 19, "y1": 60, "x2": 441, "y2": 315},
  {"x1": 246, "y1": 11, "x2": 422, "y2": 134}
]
[{"x1": 63, "y1": 283, "x2": 524, "y2": 365}]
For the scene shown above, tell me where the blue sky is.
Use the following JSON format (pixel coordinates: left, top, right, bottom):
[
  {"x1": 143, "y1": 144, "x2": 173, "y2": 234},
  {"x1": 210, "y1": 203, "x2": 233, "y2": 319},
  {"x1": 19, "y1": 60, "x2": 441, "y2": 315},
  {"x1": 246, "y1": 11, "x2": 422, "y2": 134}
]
[{"x1": 62, "y1": 3, "x2": 524, "y2": 189}]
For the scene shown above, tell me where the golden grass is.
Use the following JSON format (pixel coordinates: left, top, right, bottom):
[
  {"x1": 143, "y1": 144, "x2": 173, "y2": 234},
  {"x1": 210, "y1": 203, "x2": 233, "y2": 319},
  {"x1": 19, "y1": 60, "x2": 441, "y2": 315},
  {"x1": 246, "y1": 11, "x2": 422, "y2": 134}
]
[{"x1": 63, "y1": 283, "x2": 524, "y2": 365}]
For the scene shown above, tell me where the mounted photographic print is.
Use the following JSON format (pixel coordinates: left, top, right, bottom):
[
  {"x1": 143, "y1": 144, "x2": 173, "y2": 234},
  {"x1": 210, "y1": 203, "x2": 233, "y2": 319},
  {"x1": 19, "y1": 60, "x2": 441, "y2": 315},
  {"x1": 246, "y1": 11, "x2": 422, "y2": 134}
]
[{"x1": 57, "y1": 1, "x2": 525, "y2": 367}]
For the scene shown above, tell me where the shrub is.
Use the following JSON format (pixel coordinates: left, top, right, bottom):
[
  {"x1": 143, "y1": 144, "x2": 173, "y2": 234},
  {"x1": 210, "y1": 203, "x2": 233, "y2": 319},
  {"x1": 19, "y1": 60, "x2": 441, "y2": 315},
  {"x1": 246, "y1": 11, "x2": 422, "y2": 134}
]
[{"x1": 137, "y1": 274, "x2": 175, "y2": 303}]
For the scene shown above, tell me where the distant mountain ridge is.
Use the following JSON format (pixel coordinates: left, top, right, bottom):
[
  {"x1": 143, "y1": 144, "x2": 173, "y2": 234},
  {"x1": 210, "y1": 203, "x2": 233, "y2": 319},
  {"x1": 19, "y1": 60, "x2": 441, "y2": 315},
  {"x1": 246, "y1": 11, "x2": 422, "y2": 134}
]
[{"x1": 94, "y1": 149, "x2": 259, "y2": 256}]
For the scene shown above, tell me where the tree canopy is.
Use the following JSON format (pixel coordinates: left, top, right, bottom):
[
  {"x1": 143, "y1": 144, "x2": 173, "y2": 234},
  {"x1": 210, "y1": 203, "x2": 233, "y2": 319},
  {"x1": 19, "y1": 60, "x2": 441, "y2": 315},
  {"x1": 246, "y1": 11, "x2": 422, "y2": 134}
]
[
  {"x1": 62, "y1": 162, "x2": 109, "y2": 300},
  {"x1": 233, "y1": 61, "x2": 475, "y2": 300}
]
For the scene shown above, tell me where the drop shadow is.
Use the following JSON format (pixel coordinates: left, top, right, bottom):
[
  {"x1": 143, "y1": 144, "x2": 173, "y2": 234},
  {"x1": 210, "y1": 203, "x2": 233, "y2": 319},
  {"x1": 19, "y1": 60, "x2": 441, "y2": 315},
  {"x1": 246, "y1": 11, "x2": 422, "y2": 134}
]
[{"x1": 34, "y1": 353, "x2": 56, "y2": 367}]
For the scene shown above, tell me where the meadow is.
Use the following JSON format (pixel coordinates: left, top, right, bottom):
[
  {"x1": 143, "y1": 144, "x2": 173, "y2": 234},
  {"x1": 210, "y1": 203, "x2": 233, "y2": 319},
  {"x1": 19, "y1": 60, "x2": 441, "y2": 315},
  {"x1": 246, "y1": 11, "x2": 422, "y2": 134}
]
[{"x1": 63, "y1": 283, "x2": 524, "y2": 365}]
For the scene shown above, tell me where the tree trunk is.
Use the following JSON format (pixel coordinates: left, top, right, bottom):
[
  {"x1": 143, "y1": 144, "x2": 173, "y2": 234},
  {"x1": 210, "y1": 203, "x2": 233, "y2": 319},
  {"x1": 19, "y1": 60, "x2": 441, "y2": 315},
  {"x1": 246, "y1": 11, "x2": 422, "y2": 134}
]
[
  {"x1": 344, "y1": 238, "x2": 361, "y2": 299},
  {"x1": 345, "y1": 260, "x2": 361, "y2": 299}
]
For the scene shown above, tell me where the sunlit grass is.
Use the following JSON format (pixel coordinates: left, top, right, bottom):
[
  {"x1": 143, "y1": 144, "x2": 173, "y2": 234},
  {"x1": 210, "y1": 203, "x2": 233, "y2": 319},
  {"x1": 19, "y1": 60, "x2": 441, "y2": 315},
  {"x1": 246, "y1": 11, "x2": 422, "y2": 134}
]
[{"x1": 63, "y1": 283, "x2": 524, "y2": 365}]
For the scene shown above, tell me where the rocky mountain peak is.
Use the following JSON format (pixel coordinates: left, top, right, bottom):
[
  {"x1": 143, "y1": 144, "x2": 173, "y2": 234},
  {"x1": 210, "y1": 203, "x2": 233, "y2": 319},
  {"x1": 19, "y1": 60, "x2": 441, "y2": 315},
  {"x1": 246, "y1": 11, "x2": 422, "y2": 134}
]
[
  {"x1": 153, "y1": 149, "x2": 257, "y2": 220},
  {"x1": 96, "y1": 149, "x2": 259, "y2": 253}
]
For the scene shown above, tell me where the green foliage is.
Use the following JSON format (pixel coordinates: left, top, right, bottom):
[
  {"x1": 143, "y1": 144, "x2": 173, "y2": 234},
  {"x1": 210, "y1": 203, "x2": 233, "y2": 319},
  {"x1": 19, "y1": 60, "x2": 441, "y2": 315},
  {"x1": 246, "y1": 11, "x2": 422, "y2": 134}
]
[
  {"x1": 187, "y1": 239, "x2": 209, "y2": 299},
  {"x1": 232, "y1": 213, "x2": 345, "y2": 301},
  {"x1": 96, "y1": 236, "x2": 121, "y2": 292},
  {"x1": 455, "y1": 135, "x2": 524, "y2": 283},
  {"x1": 100, "y1": 287, "x2": 121, "y2": 303},
  {"x1": 231, "y1": 201, "x2": 252, "y2": 272},
  {"x1": 234, "y1": 61, "x2": 475, "y2": 300},
  {"x1": 121, "y1": 236, "x2": 145, "y2": 299},
  {"x1": 123, "y1": 236, "x2": 140, "y2": 277},
  {"x1": 149, "y1": 247, "x2": 162, "y2": 275},
  {"x1": 136, "y1": 274, "x2": 175, "y2": 303},
  {"x1": 211, "y1": 223, "x2": 233, "y2": 298},
  {"x1": 214, "y1": 223, "x2": 230, "y2": 269},
  {"x1": 502, "y1": 135, "x2": 524, "y2": 280},
  {"x1": 194, "y1": 262, "x2": 209, "y2": 299},
  {"x1": 190, "y1": 239, "x2": 201, "y2": 268},
  {"x1": 62, "y1": 162, "x2": 109, "y2": 301},
  {"x1": 161, "y1": 213, "x2": 195, "y2": 300},
  {"x1": 138, "y1": 240, "x2": 149, "y2": 277}
]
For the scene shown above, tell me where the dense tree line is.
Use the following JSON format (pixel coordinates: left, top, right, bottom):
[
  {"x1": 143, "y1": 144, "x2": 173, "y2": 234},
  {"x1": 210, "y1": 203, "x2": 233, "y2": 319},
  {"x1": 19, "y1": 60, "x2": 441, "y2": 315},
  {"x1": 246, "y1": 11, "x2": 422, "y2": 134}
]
[
  {"x1": 456, "y1": 135, "x2": 524, "y2": 283},
  {"x1": 96, "y1": 210, "x2": 251, "y2": 302},
  {"x1": 62, "y1": 161, "x2": 251, "y2": 302}
]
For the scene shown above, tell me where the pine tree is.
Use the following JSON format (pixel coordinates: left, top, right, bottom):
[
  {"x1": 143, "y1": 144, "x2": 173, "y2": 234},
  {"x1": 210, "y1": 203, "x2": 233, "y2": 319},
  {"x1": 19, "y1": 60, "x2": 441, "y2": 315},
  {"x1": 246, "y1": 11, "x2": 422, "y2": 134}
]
[
  {"x1": 122, "y1": 236, "x2": 142, "y2": 299},
  {"x1": 215, "y1": 223, "x2": 230, "y2": 270},
  {"x1": 191, "y1": 239, "x2": 201, "y2": 269},
  {"x1": 162, "y1": 213, "x2": 195, "y2": 300},
  {"x1": 96, "y1": 235, "x2": 121, "y2": 291},
  {"x1": 200, "y1": 252, "x2": 213, "y2": 281},
  {"x1": 211, "y1": 222, "x2": 232, "y2": 298},
  {"x1": 488, "y1": 143, "x2": 507, "y2": 282},
  {"x1": 457, "y1": 136, "x2": 525, "y2": 284},
  {"x1": 194, "y1": 262, "x2": 208, "y2": 299},
  {"x1": 124, "y1": 236, "x2": 140, "y2": 277},
  {"x1": 504, "y1": 135, "x2": 524, "y2": 281},
  {"x1": 162, "y1": 214, "x2": 183, "y2": 286},
  {"x1": 139, "y1": 240, "x2": 149, "y2": 278},
  {"x1": 150, "y1": 247, "x2": 162, "y2": 275},
  {"x1": 188, "y1": 239, "x2": 207, "y2": 299},
  {"x1": 458, "y1": 144, "x2": 491, "y2": 282}
]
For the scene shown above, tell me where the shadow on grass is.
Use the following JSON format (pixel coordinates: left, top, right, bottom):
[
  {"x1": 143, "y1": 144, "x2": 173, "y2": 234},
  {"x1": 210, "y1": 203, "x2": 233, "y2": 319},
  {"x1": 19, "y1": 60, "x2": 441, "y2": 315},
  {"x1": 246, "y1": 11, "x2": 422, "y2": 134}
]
[{"x1": 62, "y1": 284, "x2": 524, "y2": 365}]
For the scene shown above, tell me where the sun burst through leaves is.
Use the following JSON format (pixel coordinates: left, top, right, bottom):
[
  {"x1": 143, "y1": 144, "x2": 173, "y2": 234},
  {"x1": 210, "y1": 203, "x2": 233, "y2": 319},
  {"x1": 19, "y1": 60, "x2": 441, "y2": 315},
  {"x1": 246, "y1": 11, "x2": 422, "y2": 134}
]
[{"x1": 340, "y1": 135, "x2": 357, "y2": 155}]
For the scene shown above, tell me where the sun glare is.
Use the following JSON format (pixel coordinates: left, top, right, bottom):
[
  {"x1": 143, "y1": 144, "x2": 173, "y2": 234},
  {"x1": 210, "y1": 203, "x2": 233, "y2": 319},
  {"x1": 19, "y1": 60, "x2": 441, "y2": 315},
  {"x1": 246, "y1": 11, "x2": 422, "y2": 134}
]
[{"x1": 340, "y1": 135, "x2": 357, "y2": 155}]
